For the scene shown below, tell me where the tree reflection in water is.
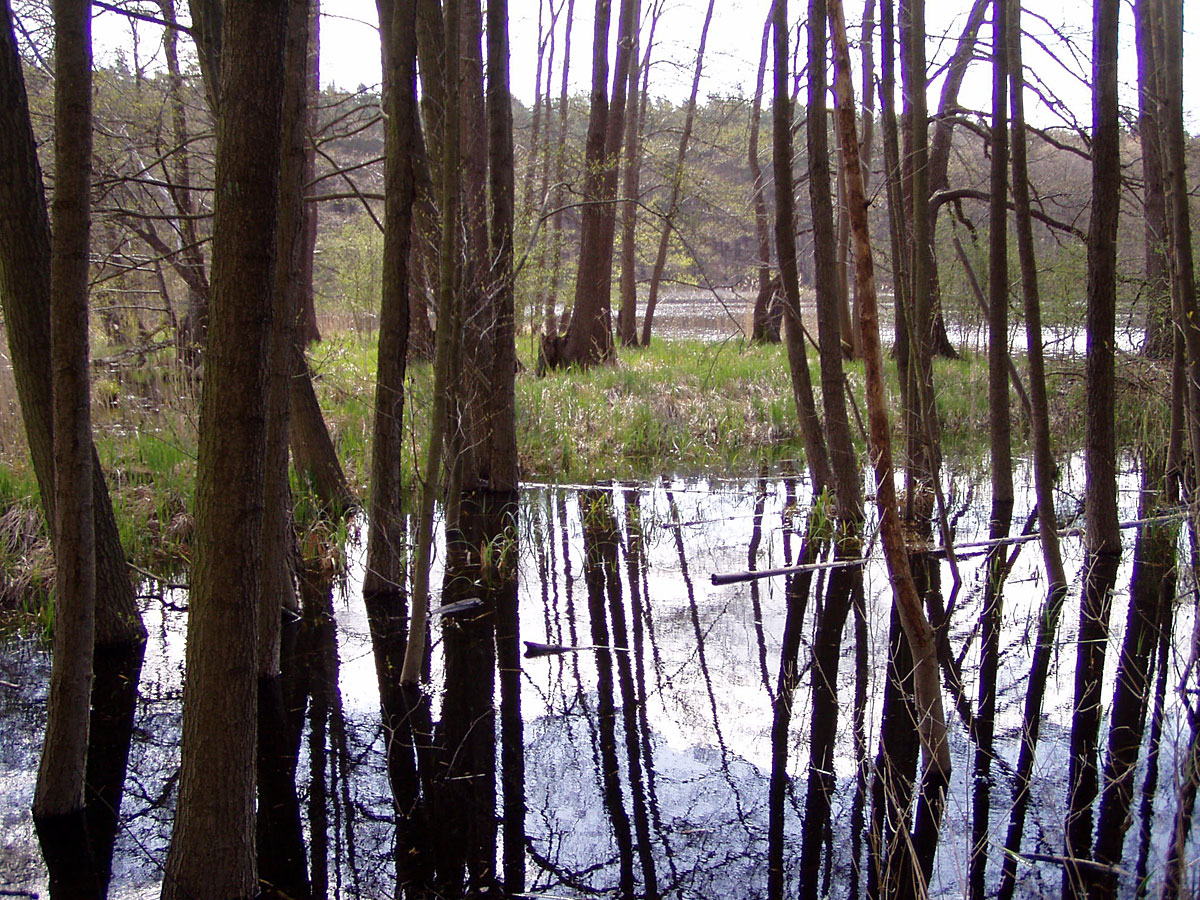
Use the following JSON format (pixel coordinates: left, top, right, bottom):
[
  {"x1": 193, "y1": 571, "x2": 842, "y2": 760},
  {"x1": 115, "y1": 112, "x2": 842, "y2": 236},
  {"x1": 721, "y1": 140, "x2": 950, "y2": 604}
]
[{"x1": 4, "y1": 463, "x2": 1200, "y2": 899}]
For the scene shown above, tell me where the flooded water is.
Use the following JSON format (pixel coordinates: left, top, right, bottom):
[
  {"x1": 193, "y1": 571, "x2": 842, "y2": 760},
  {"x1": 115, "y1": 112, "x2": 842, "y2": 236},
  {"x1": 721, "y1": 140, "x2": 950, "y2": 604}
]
[{"x1": 2, "y1": 456, "x2": 1197, "y2": 899}]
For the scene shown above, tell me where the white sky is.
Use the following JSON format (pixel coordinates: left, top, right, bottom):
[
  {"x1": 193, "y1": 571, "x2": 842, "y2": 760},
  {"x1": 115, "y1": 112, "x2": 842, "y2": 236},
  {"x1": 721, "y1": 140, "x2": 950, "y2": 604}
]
[{"x1": 92, "y1": 0, "x2": 1197, "y2": 129}]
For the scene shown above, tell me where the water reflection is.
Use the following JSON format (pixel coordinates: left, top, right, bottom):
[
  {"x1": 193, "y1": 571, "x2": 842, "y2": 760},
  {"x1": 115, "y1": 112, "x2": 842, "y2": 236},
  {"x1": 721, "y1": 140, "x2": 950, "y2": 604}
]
[{"x1": 2, "y1": 461, "x2": 1199, "y2": 899}]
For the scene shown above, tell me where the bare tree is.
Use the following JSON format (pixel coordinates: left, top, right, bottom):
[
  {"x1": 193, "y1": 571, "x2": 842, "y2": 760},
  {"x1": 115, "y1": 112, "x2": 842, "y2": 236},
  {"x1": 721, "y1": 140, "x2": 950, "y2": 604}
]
[
  {"x1": 828, "y1": 0, "x2": 952, "y2": 877},
  {"x1": 639, "y1": 0, "x2": 714, "y2": 347}
]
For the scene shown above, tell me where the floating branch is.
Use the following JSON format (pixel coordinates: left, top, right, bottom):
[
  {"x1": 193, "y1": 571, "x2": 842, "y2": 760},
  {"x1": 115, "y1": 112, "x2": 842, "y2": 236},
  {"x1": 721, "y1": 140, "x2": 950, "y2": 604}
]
[
  {"x1": 523, "y1": 641, "x2": 630, "y2": 658},
  {"x1": 710, "y1": 510, "x2": 1191, "y2": 585}
]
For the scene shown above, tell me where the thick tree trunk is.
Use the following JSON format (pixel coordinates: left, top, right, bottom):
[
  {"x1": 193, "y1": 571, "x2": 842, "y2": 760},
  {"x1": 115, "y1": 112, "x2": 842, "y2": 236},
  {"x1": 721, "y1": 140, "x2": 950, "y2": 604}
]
[
  {"x1": 485, "y1": 0, "x2": 519, "y2": 494},
  {"x1": 558, "y1": 0, "x2": 636, "y2": 366},
  {"x1": 161, "y1": 2, "x2": 290, "y2": 897},
  {"x1": 34, "y1": 1, "x2": 101, "y2": 894}
]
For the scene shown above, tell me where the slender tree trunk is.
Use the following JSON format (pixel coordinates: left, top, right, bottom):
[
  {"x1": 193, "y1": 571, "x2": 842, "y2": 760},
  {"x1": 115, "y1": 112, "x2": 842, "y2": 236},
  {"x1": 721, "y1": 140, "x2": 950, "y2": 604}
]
[
  {"x1": 640, "y1": 0, "x2": 714, "y2": 348},
  {"x1": 829, "y1": 0, "x2": 951, "y2": 814},
  {"x1": 615, "y1": 1, "x2": 644, "y2": 348},
  {"x1": 1062, "y1": 1, "x2": 1122, "y2": 894},
  {"x1": 1136, "y1": 0, "x2": 1169, "y2": 359},
  {"x1": 34, "y1": 1, "x2": 100, "y2": 894},
  {"x1": 297, "y1": 0, "x2": 321, "y2": 345},
  {"x1": 773, "y1": 0, "x2": 833, "y2": 497},
  {"x1": 995, "y1": 3, "x2": 1070, "y2": 893},
  {"x1": 162, "y1": 3, "x2": 290, "y2": 897},
  {"x1": 809, "y1": 0, "x2": 863, "y2": 523},
  {"x1": 749, "y1": 13, "x2": 778, "y2": 343},
  {"x1": 364, "y1": 0, "x2": 418, "y2": 605},
  {"x1": 543, "y1": 0, "x2": 575, "y2": 338},
  {"x1": 900, "y1": 0, "x2": 941, "y2": 487},
  {"x1": 402, "y1": 0, "x2": 460, "y2": 686},
  {"x1": 970, "y1": 3, "x2": 1012, "y2": 893},
  {"x1": 257, "y1": 3, "x2": 310, "y2": 895}
]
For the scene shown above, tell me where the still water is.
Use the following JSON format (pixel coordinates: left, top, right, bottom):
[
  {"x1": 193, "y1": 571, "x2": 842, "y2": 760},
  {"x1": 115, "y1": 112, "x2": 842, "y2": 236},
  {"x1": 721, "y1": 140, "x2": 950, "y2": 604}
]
[{"x1": 1, "y1": 457, "x2": 1197, "y2": 898}]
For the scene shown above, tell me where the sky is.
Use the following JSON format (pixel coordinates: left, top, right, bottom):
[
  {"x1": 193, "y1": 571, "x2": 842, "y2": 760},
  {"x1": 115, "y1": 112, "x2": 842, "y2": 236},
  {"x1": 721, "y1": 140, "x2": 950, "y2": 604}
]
[{"x1": 92, "y1": 0, "x2": 1197, "y2": 130}]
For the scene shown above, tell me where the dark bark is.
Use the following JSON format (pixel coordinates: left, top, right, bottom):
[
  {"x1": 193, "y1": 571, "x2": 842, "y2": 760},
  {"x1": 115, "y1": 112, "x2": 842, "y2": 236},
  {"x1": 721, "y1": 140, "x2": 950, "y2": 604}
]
[
  {"x1": 257, "y1": 3, "x2": 310, "y2": 894},
  {"x1": 364, "y1": 0, "x2": 418, "y2": 605},
  {"x1": 772, "y1": 0, "x2": 832, "y2": 497},
  {"x1": 971, "y1": 6, "x2": 1013, "y2": 895},
  {"x1": 615, "y1": 3, "x2": 645, "y2": 348},
  {"x1": 1090, "y1": 459, "x2": 1172, "y2": 900},
  {"x1": 749, "y1": 14, "x2": 779, "y2": 344},
  {"x1": 995, "y1": 2, "x2": 1071, "y2": 892},
  {"x1": 35, "y1": 1, "x2": 101, "y2": 894},
  {"x1": 1135, "y1": 0, "x2": 1170, "y2": 359},
  {"x1": 484, "y1": 0, "x2": 519, "y2": 492},
  {"x1": 900, "y1": 0, "x2": 942, "y2": 486},
  {"x1": 403, "y1": 0, "x2": 461, "y2": 685},
  {"x1": 1062, "y1": 0, "x2": 1122, "y2": 894},
  {"x1": 580, "y1": 492, "x2": 636, "y2": 897},
  {"x1": 809, "y1": 0, "x2": 863, "y2": 523},
  {"x1": 161, "y1": 1, "x2": 290, "y2": 896},
  {"x1": 767, "y1": 534, "x2": 821, "y2": 900},
  {"x1": 558, "y1": 0, "x2": 636, "y2": 366},
  {"x1": 829, "y1": 0, "x2": 950, "y2": 800},
  {"x1": 798, "y1": 545, "x2": 861, "y2": 900}
]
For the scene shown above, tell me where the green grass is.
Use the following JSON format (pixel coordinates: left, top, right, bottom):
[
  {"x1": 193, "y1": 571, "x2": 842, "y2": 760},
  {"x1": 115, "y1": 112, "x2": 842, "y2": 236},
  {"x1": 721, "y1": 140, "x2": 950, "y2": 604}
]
[{"x1": 0, "y1": 326, "x2": 1175, "y2": 631}]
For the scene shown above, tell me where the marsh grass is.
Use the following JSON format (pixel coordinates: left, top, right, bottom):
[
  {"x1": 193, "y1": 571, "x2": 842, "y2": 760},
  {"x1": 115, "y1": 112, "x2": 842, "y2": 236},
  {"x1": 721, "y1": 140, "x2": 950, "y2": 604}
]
[{"x1": 0, "y1": 324, "x2": 1174, "y2": 628}]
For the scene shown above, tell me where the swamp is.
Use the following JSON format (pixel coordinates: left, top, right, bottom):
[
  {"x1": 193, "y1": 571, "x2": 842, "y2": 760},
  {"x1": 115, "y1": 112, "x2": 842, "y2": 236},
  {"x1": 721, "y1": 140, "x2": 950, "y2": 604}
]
[{"x1": 2, "y1": 0, "x2": 1199, "y2": 897}]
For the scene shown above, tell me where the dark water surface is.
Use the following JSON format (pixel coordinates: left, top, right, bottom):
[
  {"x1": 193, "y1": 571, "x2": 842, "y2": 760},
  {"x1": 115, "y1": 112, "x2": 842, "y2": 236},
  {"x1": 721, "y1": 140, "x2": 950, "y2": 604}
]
[{"x1": 2, "y1": 456, "x2": 1197, "y2": 898}]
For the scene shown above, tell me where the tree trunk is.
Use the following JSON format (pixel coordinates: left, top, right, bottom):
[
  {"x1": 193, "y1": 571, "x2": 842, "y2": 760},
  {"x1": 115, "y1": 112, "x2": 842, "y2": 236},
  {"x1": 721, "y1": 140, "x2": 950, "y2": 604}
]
[
  {"x1": 403, "y1": 0, "x2": 461, "y2": 686},
  {"x1": 161, "y1": 2, "x2": 290, "y2": 897},
  {"x1": 829, "y1": 0, "x2": 951, "y2": 806},
  {"x1": 809, "y1": 0, "x2": 863, "y2": 523},
  {"x1": 994, "y1": 3, "x2": 1070, "y2": 893},
  {"x1": 971, "y1": 2, "x2": 1013, "y2": 893},
  {"x1": 543, "y1": 0, "x2": 575, "y2": 338},
  {"x1": 485, "y1": 0, "x2": 519, "y2": 494},
  {"x1": 772, "y1": 0, "x2": 833, "y2": 497},
  {"x1": 615, "y1": 1, "x2": 644, "y2": 348},
  {"x1": 748, "y1": 13, "x2": 779, "y2": 344},
  {"x1": 900, "y1": 0, "x2": 942, "y2": 488},
  {"x1": 257, "y1": 3, "x2": 310, "y2": 895},
  {"x1": 364, "y1": 0, "x2": 418, "y2": 605},
  {"x1": 1062, "y1": 1, "x2": 1122, "y2": 894},
  {"x1": 34, "y1": 1, "x2": 101, "y2": 893},
  {"x1": 557, "y1": 0, "x2": 636, "y2": 367},
  {"x1": 297, "y1": 0, "x2": 321, "y2": 346}
]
